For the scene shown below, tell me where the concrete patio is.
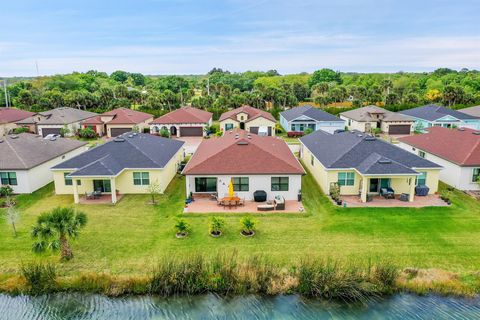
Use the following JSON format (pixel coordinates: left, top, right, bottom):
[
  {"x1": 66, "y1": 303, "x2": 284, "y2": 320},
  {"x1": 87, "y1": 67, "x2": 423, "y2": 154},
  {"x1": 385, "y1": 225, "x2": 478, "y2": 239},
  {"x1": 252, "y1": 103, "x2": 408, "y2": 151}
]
[
  {"x1": 339, "y1": 194, "x2": 448, "y2": 208},
  {"x1": 184, "y1": 198, "x2": 305, "y2": 213},
  {"x1": 78, "y1": 193, "x2": 123, "y2": 204},
  {"x1": 173, "y1": 136, "x2": 203, "y2": 154}
]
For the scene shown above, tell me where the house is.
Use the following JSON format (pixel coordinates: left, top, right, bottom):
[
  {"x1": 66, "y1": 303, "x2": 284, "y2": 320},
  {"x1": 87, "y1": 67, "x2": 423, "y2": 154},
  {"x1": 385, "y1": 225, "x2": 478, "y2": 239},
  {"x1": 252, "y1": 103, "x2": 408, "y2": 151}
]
[
  {"x1": 182, "y1": 129, "x2": 305, "y2": 201},
  {"x1": 0, "y1": 133, "x2": 87, "y2": 194},
  {"x1": 299, "y1": 130, "x2": 441, "y2": 202},
  {"x1": 399, "y1": 104, "x2": 480, "y2": 132},
  {"x1": 0, "y1": 108, "x2": 36, "y2": 136},
  {"x1": 150, "y1": 107, "x2": 212, "y2": 137},
  {"x1": 81, "y1": 107, "x2": 153, "y2": 137},
  {"x1": 219, "y1": 105, "x2": 276, "y2": 136},
  {"x1": 340, "y1": 105, "x2": 415, "y2": 134},
  {"x1": 51, "y1": 132, "x2": 184, "y2": 204},
  {"x1": 16, "y1": 107, "x2": 98, "y2": 137},
  {"x1": 280, "y1": 105, "x2": 345, "y2": 134},
  {"x1": 398, "y1": 127, "x2": 480, "y2": 191},
  {"x1": 459, "y1": 105, "x2": 480, "y2": 118}
]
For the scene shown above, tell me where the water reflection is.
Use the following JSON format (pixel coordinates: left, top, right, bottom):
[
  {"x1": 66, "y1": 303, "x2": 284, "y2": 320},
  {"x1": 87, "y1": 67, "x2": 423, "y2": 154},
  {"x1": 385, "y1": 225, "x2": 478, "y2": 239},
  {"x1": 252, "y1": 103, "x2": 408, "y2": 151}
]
[{"x1": 0, "y1": 293, "x2": 479, "y2": 320}]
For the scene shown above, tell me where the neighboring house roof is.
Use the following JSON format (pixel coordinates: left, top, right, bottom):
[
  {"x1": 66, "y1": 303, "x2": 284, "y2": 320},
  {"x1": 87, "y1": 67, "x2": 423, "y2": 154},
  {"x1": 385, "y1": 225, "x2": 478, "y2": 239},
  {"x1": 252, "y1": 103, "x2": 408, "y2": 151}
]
[
  {"x1": 151, "y1": 107, "x2": 212, "y2": 124},
  {"x1": 280, "y1": 105, "x2": 343, "y2": 122},
  {"x1": 399, "y1": 104, "x2": 479, "y2": 121},
  {"x1": 459, "y1": 106, "x2": 480, "y2": 118},
  {"x1": 16, "y1": 107, "x2": 98, "y2": 125},
  {"x1": 83, "y1": 108, "x2": 152, "y2": 125},
  {"x1": 218, "y1": 105, "x2": 276, "y2": 123},
  {"x1": 0, "y1": 108, "x2": 36, "y2": 124},
  {"x1": 52, "y1": 132, "x2": 184, "y2": 177},
  {"x1": 340, "y1": 105, "x2": 414, "y2": 122},
  {"x1": 300, "y1": 130, "x2": 440, "y2": 175},
  {"x1": 0, "y1": 133, "x2": 87, "y2": 170},
  {"x1": 398, "y1": 127, "x2": 480, "y2": 166},
  {"x1": 183, "y1": 129, "x2": 304, "y2": 175}
]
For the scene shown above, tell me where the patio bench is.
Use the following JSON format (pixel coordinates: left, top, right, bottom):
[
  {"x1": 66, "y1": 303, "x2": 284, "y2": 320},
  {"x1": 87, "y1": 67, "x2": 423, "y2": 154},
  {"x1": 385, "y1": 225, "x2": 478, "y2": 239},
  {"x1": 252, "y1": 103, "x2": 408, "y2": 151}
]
[{"x1": 257, "y1": 204, "x2": 275, "y2": 211}]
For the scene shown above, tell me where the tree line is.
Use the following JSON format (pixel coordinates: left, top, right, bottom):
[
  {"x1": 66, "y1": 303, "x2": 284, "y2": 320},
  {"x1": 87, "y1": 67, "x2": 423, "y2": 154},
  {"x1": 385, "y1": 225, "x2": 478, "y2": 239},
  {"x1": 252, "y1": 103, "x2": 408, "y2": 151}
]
[{"x1": 1, "y1": 67, "x2": 479, "y2": 120}]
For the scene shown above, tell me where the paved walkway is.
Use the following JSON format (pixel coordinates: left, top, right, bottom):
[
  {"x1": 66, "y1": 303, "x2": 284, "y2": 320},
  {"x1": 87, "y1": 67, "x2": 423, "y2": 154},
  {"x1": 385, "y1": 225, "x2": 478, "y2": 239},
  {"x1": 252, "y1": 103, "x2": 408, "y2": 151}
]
[
  {"x1": 340, "y1": 194, "x2": 448, "y2": 208},
  {"x1": 173, "y1": 137, "x2": 203, "y2": 154},
  {"x1": 185, "y1": 199, "x2": 305, "y2": 213}
]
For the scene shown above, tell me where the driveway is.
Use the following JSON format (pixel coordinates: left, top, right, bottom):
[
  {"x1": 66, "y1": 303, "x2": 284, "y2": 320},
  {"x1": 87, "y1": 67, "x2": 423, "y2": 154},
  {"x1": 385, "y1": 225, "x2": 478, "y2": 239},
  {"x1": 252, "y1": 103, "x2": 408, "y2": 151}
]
[{"x1": 173, "y1": 137, "x2": 203, "y2": 154}]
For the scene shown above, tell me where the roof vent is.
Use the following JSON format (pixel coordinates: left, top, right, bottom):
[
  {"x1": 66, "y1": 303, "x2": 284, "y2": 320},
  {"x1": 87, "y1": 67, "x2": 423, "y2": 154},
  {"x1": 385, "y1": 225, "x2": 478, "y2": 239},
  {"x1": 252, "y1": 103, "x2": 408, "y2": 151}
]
[
  {"x1": 0, "y1": 139, "x2": 3, "y2": 143},
  {"x1": 473, "y1": 132, "x2": 480, "y2": 135},
  {"x1": 49, "y1": 137, "x2": 57, "y2": 141},
  {"x1": 133, "y1": 132, "x2": 138, "y2": 136},
  {"x1": 114, "y1": 137, "x2": 126, "y2": 142},
  {"x1": 128, "y1": 134, "x2": 134, "y2": 138},
  {"x1": 357, "y1": 134, "x2": 363, "y2": 137},
  {"x1": 237, "y1": 141, "x2": 249, "y2": 145},
  {"x1": 378, "y1": 159, "x2": 392, "y2": 164},
  {"x1": 9, "y1": 135, "x2": 19, "y2": 139},
  {"x1": 458, "y1": 128, "x2": 465, "y2": 131},
  {"x1": 247, "y1": 134, "x2": 252, "y2": 139},
  {"x1": 365, "y1": 137, "x2": 376, "y2": 141}
]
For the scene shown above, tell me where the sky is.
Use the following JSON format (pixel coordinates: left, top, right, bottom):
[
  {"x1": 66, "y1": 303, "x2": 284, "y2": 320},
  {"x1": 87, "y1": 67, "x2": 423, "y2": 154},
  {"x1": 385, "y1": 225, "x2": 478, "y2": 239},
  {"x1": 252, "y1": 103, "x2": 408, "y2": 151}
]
[{"x1": 1, "y1": 0, "x2": 480, "y2": 76}]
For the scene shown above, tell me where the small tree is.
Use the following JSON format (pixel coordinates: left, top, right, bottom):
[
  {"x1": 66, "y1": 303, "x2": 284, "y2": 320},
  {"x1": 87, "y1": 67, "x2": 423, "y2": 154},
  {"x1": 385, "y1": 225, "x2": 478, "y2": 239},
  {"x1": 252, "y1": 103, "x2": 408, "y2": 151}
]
[
  {"x1": 0, "y1": 185, "x2": 13, "y2": 197},
  {"x1": 147, "y1": 180, "x2": 161, "y2": 204},
  {"x1": 160, "y1": 128, "x2": 170, "y2": 138},
  {"x1": 209, "y1": 216, "x2": 225, "y2": 236},
  {"x1": 78, "y1": 127, "x2": 97, "y2": 139},
  {"x1": 59, "y1": 125, "x2": 70, "y2": 137},
  {"x1": 174, "y1": 218, "x2": 191, "y2": 237},
  {"x1": 5, "y1": 196, "x2": 19, "y2": 237},
  {"x1": 240, "y1": 216, "x2": 256, "y2": 236},
  {"x1": 132, "y1": 125, "x2": 140, "y2": 133},
  {"x1": 31, "y1": 207, "x2": 87, "y2": 261}
]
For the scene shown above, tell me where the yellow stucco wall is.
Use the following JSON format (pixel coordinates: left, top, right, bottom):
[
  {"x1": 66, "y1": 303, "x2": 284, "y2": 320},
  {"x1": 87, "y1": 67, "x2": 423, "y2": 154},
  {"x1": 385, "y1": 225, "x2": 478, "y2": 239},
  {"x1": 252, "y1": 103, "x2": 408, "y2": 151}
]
[
  {"x1": 245, "y1": 117, "x2": 276, "y2": 136},
  {"x1": 219, "y1": 119, "x2": 239, "y2": 131},
  {"x1": 53, "y1": 148, "x2": 183, "y2": 195}
]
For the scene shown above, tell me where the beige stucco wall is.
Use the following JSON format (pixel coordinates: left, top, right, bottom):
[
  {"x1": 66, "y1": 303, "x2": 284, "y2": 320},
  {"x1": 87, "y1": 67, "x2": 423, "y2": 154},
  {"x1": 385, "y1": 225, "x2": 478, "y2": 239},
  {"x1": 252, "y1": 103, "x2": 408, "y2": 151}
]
[
  {"x1": 0, "y1": 123, "x2": 18, "y2": 136},
  {"x1": 106, "y1": 117, "x2": 153, "y2": 137},
  {"x1": 53, "y1": 147, "x2": 183, "y2": 195},
  {"x1": 220, "y1": 118, "x2": 239, "y2": 132},
  {"x1": 340, "y1": 115, "x2": 376, "y2": 132},
  {"x1": 245, "y1": 117, "x2": 276, "y2": 136},
  {"x1": 380, "y1": 121, "x2": 414, "y2": 133}
]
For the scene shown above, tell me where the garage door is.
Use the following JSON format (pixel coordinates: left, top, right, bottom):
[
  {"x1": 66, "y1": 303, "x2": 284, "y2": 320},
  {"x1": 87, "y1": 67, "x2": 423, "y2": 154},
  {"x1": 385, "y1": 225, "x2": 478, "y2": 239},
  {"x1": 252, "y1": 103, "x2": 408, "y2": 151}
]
[
  {"x1": 179, "y1": 127, "x2": 203, "y2": 137},
  {"x1": 110, "y1": 127, "x2": 132, "y2": 137},
  {"x1": 388, "y1": 125, "x2": 411, "y2": 134},
  {"x1": 41, "y1": 127, "x2": 62, "y2": 137}
]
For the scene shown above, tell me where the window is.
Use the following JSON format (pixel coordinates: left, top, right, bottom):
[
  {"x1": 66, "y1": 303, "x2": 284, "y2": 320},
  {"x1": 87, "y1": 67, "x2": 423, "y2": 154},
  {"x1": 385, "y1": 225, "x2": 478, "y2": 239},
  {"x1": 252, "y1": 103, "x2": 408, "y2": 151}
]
[
  {"x1": 418, "y1": 151, "x2": 426, "y2": 158},
  {"x1": 0, "y1": 172, "x2": 17, "y2": 185},
  {"x1": 338, "y1": 172, "x2": 355, "y2": 186},
  {"x1": 291, "y1": 124, "x2": 296, "y2": 131},
  {"x1": 133, "y1": 172, "x2": 150, "y2": 185},
  {"x1": 232, "y1": 177, "x2": 249, "y2": 191},
  {"x1": 64, "y1": 172, "x2": 73, "y2": 186},
  {"x1": 225, "y1": 123, "x2": 234, "y2": 130},
  {"x1": 348, "y1": 119, "x2": 351, "y2": 126},
  {"x1": 310, "y1": 154, "x2": 314, "y2": 166},
  {"x1": 271, "y1": 177, "x2": 289, "y2": 191},
  {"x1": 416, "y1": 172, "x2": 427, "y2": 186},
  {"x1": 195, "y1": 177, "x2": 217, "y2": 192},
  {"x1": 472, "y1": 168, "x2": 480, "y2": 183}
]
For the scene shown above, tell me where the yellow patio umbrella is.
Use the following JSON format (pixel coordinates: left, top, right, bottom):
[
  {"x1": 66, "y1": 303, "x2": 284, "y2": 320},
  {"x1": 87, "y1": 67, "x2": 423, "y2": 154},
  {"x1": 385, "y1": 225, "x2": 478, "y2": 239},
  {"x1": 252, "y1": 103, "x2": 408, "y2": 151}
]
[{"x1": 228, "y1": 180, "x2": 235, "y2": 197}]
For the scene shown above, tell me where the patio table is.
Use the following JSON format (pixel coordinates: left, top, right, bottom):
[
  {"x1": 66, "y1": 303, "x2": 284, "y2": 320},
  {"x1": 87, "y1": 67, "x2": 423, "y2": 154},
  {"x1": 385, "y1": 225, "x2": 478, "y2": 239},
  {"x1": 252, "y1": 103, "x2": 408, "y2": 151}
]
[{"x1": 220, "y1": 196, "x2": 240, "y2": 209}]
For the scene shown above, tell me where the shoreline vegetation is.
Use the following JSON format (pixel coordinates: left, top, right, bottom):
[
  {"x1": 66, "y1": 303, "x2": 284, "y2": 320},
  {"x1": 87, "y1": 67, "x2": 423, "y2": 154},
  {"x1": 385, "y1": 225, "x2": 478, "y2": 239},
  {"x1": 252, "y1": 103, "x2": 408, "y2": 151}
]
[{"x1": 0, "y1": 254, "x2": 478, "y2": 299}]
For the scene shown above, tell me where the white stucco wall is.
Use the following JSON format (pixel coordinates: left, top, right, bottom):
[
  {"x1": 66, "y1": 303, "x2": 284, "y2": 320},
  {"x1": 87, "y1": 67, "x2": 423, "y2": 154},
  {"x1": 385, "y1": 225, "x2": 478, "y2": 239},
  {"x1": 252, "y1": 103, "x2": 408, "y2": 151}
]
[
  {"x1": 185, "y1": 174, "x2": 302, "y2": 201},
  {"x1": 38, "y1": 122, "x2": 80, "y2": 137},
  {"x1": 397, "y1": 141, "x2": 478, "y2": 191},
  {"x1": 1, "y1": 145, "x2": 87, "y2": 194}
]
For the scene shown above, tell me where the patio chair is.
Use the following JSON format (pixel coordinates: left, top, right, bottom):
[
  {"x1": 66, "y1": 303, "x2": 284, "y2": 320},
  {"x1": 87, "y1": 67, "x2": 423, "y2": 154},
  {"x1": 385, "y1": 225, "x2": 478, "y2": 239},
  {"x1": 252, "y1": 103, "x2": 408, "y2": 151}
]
[
  {"x1": 238, "y1": 198, "x2": 245, "y2": 206},
  {"x1": 380, "y1": 187, "x2": 395, "y2": 199},
  {"x1": 274, "y1": 196, "x2": 285, "y2": 210},
  {"x1": 85, "y1": 192, "x2": 95, "y2": 200},
  {"x1": 216, "y1": 197, "x2": 223, "y2": 206},
  {"x1": 229, "y1": 200, "x2": 237, "y2": 209}
]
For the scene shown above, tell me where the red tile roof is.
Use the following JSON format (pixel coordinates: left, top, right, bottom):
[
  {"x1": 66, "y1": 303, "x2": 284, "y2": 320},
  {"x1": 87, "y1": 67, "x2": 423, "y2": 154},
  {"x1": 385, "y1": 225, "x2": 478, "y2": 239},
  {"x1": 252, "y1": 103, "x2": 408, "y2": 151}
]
[
  {"x1": 0, "y1": 108, "x2": 35, "y2": 124},
  {"x1": 183, "y1": 129, "x2": 305, "y2": 175},
  {"x1": 398, "y1": 127, "x2": 480, "y2": 166},
  {"x1": 82, "y1": 108, "x2": 152, "y2": 125},
  {"x1": 151, "y1": 107, "x2": 212, "y2": 124},
  {"x1": 218, "y1": 105, "x2": 276, "y2": 123}
]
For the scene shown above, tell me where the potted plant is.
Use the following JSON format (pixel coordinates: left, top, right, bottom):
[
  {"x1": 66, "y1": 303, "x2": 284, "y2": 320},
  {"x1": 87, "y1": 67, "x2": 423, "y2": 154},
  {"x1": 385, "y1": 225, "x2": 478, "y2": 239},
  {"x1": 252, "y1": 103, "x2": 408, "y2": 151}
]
[
  {"x1": 174, "y1": 218, "x2": 191, "y2": 238},
  {"x1": 240, "y1": 216, "x2": 256, "y2": 237},
  {"x1": 329, "y1": 183, "x2": 342, "y2": 205},
  {"x1": 209, "y1": 216, "x2": 225, "y2": 237}
]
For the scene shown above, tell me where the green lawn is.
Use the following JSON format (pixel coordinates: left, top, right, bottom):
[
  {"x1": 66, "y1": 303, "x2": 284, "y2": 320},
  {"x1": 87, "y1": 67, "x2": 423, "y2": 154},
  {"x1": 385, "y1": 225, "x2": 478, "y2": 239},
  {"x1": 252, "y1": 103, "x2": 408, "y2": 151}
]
[
  {"x1": 277, "y1": 132, "x2": 301, "y2": 144},
  {"x1": 1, "y1": 170, "x2": 480, "y2": 276}
]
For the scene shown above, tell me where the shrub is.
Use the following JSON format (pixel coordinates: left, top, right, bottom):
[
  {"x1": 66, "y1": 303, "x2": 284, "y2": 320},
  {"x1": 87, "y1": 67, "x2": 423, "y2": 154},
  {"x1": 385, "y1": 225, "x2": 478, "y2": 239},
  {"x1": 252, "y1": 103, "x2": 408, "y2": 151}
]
[
  {"x1": 159, "y1": 128, "x2": 170, "y2": 138},
  {"x1": 240, "y1": 216, "x2": 256, "y2": 235},
  {"x1": 12, "y1": 127, "x2": 29, "y2": 134},
  {"x1": 304, "y1": 128, "x2": 314, "y2": 135},
  {"x1": 174, "y1": 218, "x2": 191, "y2": 237},
  {"x1": 209, "y1": 216, "x2": 225, "y2": 236},
  {"x1": 209, "y1": 123, "x2": 220, "y2": 134},
  {"x1": 329, "y1": 182, "x2": 340, "y2": 201},
  {"x1": 78, "y1": 127, "x2": 97, "y2": 139},
  {"x1": 287, "y1": 131, "x2": 304, "y2": 138},
  {"x1": 21, "y1": 262, "x2": 57, "y2": 294},
  {"x1": 275, "y1": 123, "x2": 285, "y2": 134},
  {"x1": 0, "y1": 185, "x2": 13, "y2": 197}
]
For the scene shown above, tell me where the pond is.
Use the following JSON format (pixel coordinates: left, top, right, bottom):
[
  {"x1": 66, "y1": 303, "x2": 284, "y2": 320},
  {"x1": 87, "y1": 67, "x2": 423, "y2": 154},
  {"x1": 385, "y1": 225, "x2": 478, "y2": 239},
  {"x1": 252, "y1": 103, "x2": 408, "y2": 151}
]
[{"x1": 0, "y1": 293, "x2": 479, "y2": 319}]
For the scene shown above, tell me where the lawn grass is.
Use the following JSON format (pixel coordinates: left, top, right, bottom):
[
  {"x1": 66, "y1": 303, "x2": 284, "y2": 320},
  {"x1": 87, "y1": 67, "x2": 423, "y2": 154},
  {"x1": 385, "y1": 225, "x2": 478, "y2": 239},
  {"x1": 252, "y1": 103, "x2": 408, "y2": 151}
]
[
  {"x1": 277, "y1": 132, "x2": 301, "y2": 144},
  {"x1": 1, "y1": 170, "x2": 480, "y2": 278}
]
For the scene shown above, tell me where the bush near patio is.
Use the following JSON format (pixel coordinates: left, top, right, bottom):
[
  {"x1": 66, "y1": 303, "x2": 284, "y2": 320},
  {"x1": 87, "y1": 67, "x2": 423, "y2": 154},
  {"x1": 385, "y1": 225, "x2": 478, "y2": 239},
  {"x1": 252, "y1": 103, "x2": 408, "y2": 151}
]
[{"x1": 0, "y1": 169, "x2": 480, "y2": 295}]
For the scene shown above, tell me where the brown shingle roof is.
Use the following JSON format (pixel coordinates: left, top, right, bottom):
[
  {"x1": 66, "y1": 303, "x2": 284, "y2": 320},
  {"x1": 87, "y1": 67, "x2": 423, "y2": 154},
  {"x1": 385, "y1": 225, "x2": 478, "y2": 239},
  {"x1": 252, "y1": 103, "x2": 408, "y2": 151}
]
[
  {"x1": 183, "y1": 129, "x2": 304, "y2": 175},
  {"x1": 102, "y1": 108, "x2": 152, "y2": 124},
  {"x1": 0, "y1": 108, "x2": 36, "y2": 124},
  {"x1": 398, "y1": 127, "x2": 480, "y2": 166},
  {"x1": 151, "y1": 107, "x2": 212, "y2": 124},
  {"x1": 218, "y1": 105, "x2": 276, "y2": 123},
  {"x1": 0, "y1": 133, "x2": 87, "y2": 170},
  {"x1": 341, "y1": 105, "x2": 414, "y2": 122}
]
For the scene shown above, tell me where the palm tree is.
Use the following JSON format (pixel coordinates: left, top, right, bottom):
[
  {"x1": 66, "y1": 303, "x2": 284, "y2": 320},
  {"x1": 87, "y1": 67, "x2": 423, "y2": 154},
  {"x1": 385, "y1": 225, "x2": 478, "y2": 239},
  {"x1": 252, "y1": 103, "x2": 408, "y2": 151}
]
[{"x1": 31, "y1": 207, "x2": 87, "y2": 261}]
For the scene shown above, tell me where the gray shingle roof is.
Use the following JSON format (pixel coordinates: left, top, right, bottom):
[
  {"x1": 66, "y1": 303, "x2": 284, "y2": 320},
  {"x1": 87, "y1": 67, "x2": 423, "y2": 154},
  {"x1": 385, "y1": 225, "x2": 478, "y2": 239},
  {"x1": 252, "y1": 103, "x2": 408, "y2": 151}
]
[
  {"x1": 399, "y1": 104, "x2": 479, "y2": 121},
  {"x1": 18, "y1": 107, "x2": 98, "y2": 125},
  {"x1": 300, "y1": 130, "x2": 440, "y2": 175},
  {"x1": 281, "y1": 105, "x2": 343, "y2": 122},
  {"x1": 459, "y1": 106, "x2": 480, "y2": 118},
  {"x1": 0, "y1": 133, "x2": 87, "y2": 170},
  {"x1": 52, "y1": 133, "x2": 184, "y2": 177}
]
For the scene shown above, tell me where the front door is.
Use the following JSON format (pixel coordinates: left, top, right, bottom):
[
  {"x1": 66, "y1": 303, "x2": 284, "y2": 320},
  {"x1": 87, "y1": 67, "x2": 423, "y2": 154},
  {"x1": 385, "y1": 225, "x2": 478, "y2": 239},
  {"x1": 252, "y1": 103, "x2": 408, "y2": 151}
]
[
  {"x1": 369, "y1": 178, "x2": 379, "y2": 193},
  {"x1": 93, "y1": 180, "x2": 111, "y2": 193},
  {"x1": 240, "y1": 122, "x2": 245, "y2": 130}
]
